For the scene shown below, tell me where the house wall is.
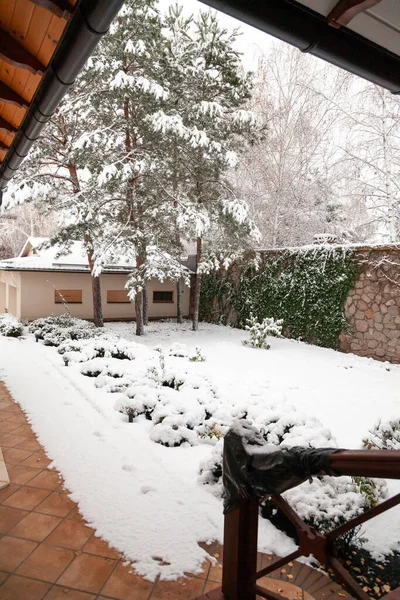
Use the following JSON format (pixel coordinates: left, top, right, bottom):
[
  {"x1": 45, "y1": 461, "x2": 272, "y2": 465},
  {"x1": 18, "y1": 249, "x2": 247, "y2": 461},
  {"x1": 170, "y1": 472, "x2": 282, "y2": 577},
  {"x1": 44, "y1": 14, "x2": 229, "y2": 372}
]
[
  {"x1": 0, "y1": 271, "x2": 22, "y2": 317},
  {"x1": 1, "y1": 270, "x2": 190, "y2": 321},
  {"x1": 0, "y1": 281, "x2": 5, "y2": 313}
]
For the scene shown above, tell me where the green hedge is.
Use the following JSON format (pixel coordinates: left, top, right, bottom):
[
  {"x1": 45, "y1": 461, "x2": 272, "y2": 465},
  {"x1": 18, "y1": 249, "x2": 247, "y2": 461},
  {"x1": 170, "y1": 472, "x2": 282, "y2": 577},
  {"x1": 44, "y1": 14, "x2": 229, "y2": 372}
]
[{"x1": 199, "y1": 248, "x2": 358, "y2": 348}]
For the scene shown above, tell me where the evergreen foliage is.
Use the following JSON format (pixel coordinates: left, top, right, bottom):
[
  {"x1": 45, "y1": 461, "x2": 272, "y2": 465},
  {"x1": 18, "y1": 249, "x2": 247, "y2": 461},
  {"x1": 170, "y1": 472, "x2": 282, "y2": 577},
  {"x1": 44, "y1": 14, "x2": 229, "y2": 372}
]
[
  {"x1": 0, "y1": 314, "x2": 23, "y2": 337},
  {"x1": 242, "y1": 315, "x2": 283, "y2": 349},
  {"x1": 200, "y1": 247, "x2": 358, "y2": 348}
]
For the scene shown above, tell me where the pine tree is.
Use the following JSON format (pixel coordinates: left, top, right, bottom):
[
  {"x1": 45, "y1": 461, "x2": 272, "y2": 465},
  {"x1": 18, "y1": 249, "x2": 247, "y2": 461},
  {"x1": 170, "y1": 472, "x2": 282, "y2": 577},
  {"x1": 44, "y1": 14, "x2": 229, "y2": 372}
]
[
  {"x1": 87, "y1": 0, "x2": 189, "y2": 335},
  {"x1": 148, "y1": 7, "x2": 259, "y2": 331},
  {"x1": 5, "y1": 70, "x2": 110, "y2": 327}
]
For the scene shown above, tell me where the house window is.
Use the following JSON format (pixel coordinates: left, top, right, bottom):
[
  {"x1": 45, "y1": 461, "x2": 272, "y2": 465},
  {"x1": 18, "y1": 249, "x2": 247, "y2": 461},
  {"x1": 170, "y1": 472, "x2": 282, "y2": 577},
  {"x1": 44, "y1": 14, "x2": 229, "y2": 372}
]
[
  {"x1": 153, "y1": 291, "x2": 173, "y2": 303},
  {"x1": 107, "y1": 290, "x2": 130, "y2": 303},
  {"x1": 54, "y1": 290, "x2": 82, "y2": 304}
]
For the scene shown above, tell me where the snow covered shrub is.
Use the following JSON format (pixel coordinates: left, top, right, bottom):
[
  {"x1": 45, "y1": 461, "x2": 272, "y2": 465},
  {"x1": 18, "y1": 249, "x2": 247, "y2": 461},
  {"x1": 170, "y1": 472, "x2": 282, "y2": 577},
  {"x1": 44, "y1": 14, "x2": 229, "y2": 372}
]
[
  {"x1": 59, "y1": 337, "x2": 142, "y2": 364},
  {"x1": 29, "y1": 315, "x2": 96, "y2": 346},
  {"x1": 169, "y1": 343, "x2": 188, "y2": 358},
  {"x1": 121, "y1": 382, "x2": 160, "y2": 420},
  {"x1": 0, "y1": 314, "x2": 23, "y2": 337},
  {"x1": 242, "y1": 315, "x2": 283, "y2": 349},
  {"x1": 80, "y1": 358, "x2": 134, "y2": 380},
  {"x1": 363, "y1": 418, "x2": 400, "y2": 450},
  {"x1": 150, "y1": 420, "x2": 198, "y2": 447},
  {"x1": 197, "y1": 422, "x2": 225, "y2": 442},
  {"x1": 189, "y1": 347, "x2": 206, "y2": 362},
  {"x1": 198, "y1": 439, "x2": 224, "y2": 496}
]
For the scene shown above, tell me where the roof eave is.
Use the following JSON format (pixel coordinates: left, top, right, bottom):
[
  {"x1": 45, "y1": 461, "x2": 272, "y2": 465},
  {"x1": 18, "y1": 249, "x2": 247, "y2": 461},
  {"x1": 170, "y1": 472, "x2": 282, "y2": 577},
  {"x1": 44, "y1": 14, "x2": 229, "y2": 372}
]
[
  {"x1": 0, "y1": 0, "x2": 125, "y2": 196},
  {"x1": 199, "y1": 0, "x2": 400, "y2": 94}
]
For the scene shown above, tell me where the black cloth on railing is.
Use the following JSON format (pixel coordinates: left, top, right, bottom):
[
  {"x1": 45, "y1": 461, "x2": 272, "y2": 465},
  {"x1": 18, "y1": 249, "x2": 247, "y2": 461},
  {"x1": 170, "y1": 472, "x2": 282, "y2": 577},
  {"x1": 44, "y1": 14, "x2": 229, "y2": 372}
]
[{"x1": 223, "y1": 420, "x2": 342, "y2": 513}]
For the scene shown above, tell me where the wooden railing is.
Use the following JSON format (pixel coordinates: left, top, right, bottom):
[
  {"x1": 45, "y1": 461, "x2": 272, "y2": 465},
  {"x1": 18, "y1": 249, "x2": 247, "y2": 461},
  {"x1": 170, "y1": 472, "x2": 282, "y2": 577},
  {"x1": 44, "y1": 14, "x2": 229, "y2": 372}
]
[{"x1": 221, "y1": 450, "x2": 400, "y2": 600}]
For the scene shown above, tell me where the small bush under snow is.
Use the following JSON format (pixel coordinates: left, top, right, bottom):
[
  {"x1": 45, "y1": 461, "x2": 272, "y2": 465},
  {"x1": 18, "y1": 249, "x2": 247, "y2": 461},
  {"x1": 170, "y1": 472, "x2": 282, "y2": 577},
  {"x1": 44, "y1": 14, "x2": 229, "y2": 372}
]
[
  {"x1": 363, "y1": 418, "x2": 400, "y2": 450},
  {"x1": 0, "y1": 314, "x2": 23, "y2": 338},
  {"x1": 242, "y1": 315, "x2": 283, "y2": 349},
  {"x1": 29, "y1": 314, "x2": 97, "y2": 346}
]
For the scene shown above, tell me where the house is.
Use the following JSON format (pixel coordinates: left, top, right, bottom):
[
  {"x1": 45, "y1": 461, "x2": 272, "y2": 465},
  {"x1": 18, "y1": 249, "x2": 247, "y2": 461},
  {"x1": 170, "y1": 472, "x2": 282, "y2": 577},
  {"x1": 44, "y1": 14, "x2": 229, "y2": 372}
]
[{"x1": 0, "y1": 238, "x2": 191, "y2": 321}]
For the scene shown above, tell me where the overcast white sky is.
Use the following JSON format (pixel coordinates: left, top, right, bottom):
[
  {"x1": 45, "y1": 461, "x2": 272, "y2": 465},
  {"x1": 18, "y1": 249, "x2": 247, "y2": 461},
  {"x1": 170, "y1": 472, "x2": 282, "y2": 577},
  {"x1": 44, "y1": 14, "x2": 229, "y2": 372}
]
[{"x1": 158, "y1": 0, "x2": 278, "y2": 71}]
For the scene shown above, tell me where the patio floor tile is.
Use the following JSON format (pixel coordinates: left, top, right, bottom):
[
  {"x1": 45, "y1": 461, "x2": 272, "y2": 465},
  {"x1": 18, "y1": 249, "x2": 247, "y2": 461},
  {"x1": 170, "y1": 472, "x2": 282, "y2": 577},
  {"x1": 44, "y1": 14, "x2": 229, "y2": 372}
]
[
  {"x1": 0, "y1": 483, "x2": 20, "y2": 503},
  {"x1": 26, "y1": 469, "x2": 62, "y2": 491},
  {"x1": 8, "y1": 424, "x2": 34, "y2": 437},
  {"x1": 35, "y1": 492, "x2": 75, "y2": 518},
  {"x1": 0, "y1": 536, "x2": 37, "y2": 572},
  {"x1": 3, "y1": 448, "x2": 34, "y2": 466},
  {"x1": 65, "y1": 507, "x2": 85, "y2": 522},
  {"x1": 0, "y1": 434, "x2": 28, "y2": 449},
  {"x1": 6, "y1": 465, "x2": 39, "y2": 485},
  {"x1": 57, "y1": 553, "x2": 117, "y2": 594},
  {"x1": 9, "y1": 512, "x2": 62, "y2": 542},
  {"x1": 101, "y1": 561, "x2": 154, "y2": 599},
  {"x1": 45, "y1": 518, "x2": 94, "y2": 550},
  {"x1": 0, "y1": 506, "x2": 29, "y2": 534},
  {"x1": 82, "y1": 535, "x2": 120, "y2": 559},
  {"x1": 3, "y1": 487, "x2": 51, "y2": 511},
  {"x1": 0, "y1": 574, "x2": 51, "y2": 599},
  {"x1": 0, "y1": 422, "x2": 22, "y2": 436},
  {"x1": 151, "y1": 576, "x2": 205, "y2": 599},
  {"x1": 44, "y1": 587, "x2": 96, "y2": 599},
  {"x1": 16, "y1": 543, "x2": 75, "y2": 583},
  {"x1": 20, "y1": 451, "x2": 52, "y2": 470},
  {"x1": 3, "y1": 413, "x2": 26, "y2": 424},
  {"x1": 0, "y1": 574, "x2": 8, "y2": 586},
  {"x1": 14, "y1": 438, "x2": 41, "y2": 452}
]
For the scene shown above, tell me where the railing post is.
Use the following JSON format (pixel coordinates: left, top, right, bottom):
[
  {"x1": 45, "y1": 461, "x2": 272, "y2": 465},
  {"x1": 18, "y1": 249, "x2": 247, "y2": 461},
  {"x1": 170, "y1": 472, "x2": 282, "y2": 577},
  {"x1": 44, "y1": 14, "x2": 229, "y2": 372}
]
[{"x1": 221, "y1": 499, "x2": 259, "y2": 600}]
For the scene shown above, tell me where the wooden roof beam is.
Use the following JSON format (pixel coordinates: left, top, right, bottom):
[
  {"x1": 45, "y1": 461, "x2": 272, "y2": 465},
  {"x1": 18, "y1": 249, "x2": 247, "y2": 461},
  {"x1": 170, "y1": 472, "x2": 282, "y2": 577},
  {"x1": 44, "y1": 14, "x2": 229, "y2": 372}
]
[
  {"x1": 0, "y1": 117, "x2": 17, "y2": 135},
  {"x1": 0, "y1": 29, "x2": 45, "y2": 75},
  {"x1": 0, "y1": 81, "x2": 28, "y2": 108},
  {"x1": 28, "y1": 0, "x2": 73, "y2": 20},
  {"x1": 327, "y1": 0, "x2": 383, "y2": 28}
]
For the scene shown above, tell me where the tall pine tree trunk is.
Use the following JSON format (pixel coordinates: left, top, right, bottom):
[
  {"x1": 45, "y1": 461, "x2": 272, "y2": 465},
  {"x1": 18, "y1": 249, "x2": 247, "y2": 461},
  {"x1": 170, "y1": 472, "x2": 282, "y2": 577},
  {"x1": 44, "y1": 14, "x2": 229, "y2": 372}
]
[
  {"x1": 177, "y1": 278, "x2": 183, "y2": 324},
  {"x1": 67, "y1": 163, "x2": 104, "y2": 327},
  {"x1": 135, "y1": 256, "x2": 145, "y2": 336},
  {"x1": 143, "y1": 286, "x2": 149, "y2": 326},
  {"x1": 135, "y1": 291, "x2": 145, "y2": 336},
  {"x1": 87, "y1": 250, "x2": 103, "y2": 327},
  {"x1": 192, "y1": 237, "x2": 202, "y2": 331}
]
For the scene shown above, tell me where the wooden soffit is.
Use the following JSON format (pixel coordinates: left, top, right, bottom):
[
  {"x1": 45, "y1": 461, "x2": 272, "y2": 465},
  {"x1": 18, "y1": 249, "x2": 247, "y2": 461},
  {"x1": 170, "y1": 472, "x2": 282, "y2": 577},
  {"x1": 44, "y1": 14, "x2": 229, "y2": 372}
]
[{"x1": 0, "y1": 0, "x2": 77, "y2": 162}]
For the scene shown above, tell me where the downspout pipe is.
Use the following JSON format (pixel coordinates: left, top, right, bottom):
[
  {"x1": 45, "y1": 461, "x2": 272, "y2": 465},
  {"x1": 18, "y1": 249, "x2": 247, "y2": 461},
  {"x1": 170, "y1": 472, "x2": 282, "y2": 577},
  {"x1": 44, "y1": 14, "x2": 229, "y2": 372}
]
[
  {"x1": 199, "y1": 0, "x2": 400, "y2": 94},
  {"x1": 0, "y1": 0, "x2": 125, "y2": 198}
]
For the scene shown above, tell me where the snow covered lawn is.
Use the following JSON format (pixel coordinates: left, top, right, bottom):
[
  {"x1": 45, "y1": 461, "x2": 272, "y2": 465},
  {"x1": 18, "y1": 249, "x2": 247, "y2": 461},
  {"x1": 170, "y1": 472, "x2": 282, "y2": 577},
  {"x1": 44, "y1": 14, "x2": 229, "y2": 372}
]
[{"x1": 0, "y1": 320, "x2": 399, "y2": 580}]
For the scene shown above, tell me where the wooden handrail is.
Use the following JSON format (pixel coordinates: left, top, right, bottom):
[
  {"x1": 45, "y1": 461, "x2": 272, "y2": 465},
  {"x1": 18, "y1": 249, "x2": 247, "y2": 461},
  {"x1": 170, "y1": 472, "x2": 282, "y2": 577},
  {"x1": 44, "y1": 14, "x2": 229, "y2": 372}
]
[{"x1": 221, "y1": 448, "x2": 400, "y2": 600}]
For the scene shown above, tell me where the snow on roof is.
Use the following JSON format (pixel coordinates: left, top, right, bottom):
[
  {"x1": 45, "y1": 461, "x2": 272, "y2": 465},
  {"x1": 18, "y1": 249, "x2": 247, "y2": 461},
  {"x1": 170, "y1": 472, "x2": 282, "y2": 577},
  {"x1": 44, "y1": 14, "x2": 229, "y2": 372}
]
[
  {"x1": 0, "y1": 238, "x2": 195, "y2": 274},
  {"x1": 0, "y1": 238, "x2": 131, "y2": 273},
  {"x1": 19, "y1": 237, "x2": 49, "y2": 257}
]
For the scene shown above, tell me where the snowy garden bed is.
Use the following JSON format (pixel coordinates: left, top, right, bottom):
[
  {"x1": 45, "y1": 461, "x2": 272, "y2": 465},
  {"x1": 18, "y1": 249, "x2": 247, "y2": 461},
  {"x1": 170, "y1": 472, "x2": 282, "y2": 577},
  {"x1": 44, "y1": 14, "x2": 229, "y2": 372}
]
[{"x1": 0, "y1": 318, "x2": 399, "y2": 583}]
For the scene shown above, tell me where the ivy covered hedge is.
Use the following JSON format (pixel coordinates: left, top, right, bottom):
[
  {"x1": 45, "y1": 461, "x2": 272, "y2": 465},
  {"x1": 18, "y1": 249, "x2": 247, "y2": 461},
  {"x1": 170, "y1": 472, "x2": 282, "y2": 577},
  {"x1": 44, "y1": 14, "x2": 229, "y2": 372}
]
[{"x1": 199, "y1": 247, "x2": 358, "y2": 349}]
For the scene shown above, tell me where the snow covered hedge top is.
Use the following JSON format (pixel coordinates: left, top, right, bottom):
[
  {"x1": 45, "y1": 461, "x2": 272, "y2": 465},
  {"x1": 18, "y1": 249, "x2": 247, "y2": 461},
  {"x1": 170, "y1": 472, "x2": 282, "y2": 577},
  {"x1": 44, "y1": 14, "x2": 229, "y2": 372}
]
[{"x1": 0, "y1": 314, "x2": 23, "y2": 338}]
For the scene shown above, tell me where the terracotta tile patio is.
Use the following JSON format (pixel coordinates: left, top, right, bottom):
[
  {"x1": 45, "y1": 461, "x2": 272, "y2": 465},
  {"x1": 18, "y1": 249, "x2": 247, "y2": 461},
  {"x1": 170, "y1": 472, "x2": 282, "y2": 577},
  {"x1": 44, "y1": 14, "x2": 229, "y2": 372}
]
[{"x1": 0, "y1": 381, "x2": 351, "y2": 600}]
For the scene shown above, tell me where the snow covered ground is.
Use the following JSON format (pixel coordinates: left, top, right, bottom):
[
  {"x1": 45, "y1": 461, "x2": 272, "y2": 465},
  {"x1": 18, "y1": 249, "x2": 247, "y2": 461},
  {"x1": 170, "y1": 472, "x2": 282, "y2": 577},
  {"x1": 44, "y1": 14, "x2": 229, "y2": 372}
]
[{"x1": 0, "y1": 320, "x2": 399, "y2": 579}]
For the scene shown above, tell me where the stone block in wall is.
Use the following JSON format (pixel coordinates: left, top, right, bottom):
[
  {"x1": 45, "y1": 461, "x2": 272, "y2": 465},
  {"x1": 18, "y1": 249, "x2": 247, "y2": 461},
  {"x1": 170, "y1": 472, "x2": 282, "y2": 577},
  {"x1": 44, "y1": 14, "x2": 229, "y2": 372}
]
[{"x1": 355, "y1": 320, "x2": 368, "y2": 332}]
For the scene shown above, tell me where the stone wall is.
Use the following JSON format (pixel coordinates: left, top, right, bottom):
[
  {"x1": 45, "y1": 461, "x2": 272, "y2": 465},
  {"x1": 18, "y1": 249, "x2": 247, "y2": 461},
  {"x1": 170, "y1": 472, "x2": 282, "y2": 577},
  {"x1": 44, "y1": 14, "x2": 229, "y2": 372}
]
[{"x1": 339, "y1": 246, "x2": 400, "y2": 363}]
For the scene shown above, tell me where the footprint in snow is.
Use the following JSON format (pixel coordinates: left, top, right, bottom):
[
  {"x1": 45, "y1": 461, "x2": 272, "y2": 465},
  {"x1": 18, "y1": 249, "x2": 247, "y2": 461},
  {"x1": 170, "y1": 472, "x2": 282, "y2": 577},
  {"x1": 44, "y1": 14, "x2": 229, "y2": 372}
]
[
  {"x1": 141, "y1": 485, "x2": 156, "y2": 494},
  {"x1": 93, "y1": 430, "x2": 104, "y2": 439},
  {"x1": 122, "y1": 464, "x2": 136, "y2": 473}
]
